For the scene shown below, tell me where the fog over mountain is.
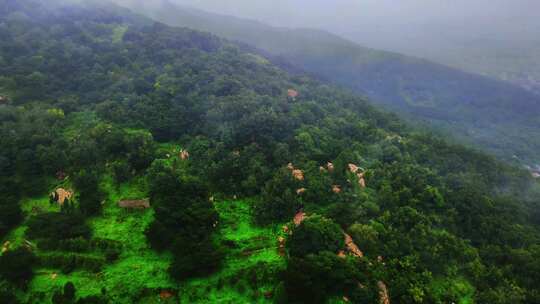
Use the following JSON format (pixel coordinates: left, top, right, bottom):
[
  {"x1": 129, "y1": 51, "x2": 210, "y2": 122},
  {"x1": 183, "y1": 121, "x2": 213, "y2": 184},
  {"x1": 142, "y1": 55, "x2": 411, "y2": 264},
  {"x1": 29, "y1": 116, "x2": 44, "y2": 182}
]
[{"x1": 170, "y1": 0, "x2": 540, "y2": 94}]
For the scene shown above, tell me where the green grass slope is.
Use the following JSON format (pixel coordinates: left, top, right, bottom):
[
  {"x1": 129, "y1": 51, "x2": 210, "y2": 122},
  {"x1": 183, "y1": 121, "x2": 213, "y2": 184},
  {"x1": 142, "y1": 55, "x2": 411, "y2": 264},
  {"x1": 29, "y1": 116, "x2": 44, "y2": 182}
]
[
  {"x1": 3, "y1": 179, "x2": 286, "y2": 303},
  {"x1": 179, "y1": 199, "x2": 285, "y2": 303}
]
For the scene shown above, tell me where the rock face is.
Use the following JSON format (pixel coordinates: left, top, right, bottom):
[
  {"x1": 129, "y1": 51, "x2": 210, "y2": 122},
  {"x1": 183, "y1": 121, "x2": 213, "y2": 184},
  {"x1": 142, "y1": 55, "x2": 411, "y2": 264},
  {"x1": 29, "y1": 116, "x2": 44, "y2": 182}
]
[
  {"x1": 378, "y1": 281, "x2": 390, "y2": 304},
  {"x1": 293, "y1": 211, "x2": 306, "y2": 226},
  {"x1": 50, "y1": 188, "x2": 73, "y2": 205},
  {"x1": 159, "y1": 290, "x2": 174, "y2": 300},
  {"x1": 287, "y1": 89, "x2": 299, "y2": 100},
  {"x1": 287, "y1": 163, "x2": 305, "y2": 181},
  {"x1": 180, "y1": 149, "x2": 189, "y2": 160},
  {"x1": 118, "y1": 199, "x2": 150, "y2": 209},
  {"x1": 292, "y1": 169, "x2": 304, "y2": 181},
  {"x1": 357, "y1": 172, "x2": 366, "y2": 188},
  {"x1": 326, "y1": 162, "x2": 334, "y2": 172},
  {"x1": 2, "y1": 241, "x2": 10, "y2": 253},
  {"x1": 344, "y1": 233, "x2": 363, "y2": 258}
]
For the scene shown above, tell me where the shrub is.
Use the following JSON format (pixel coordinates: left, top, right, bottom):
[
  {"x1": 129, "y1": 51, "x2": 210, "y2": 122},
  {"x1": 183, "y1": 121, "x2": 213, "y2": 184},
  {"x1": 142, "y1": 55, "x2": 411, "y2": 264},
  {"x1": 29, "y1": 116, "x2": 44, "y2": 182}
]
[
  {"x1": 111, "y1": 160, "x2": 131, "y2": 184},
  {"x1": 145, "y1": 162, "x2": 222, "y2": 281},
  {"x1": 0, "y1": 248, "x2": 37, "y2": 287},
  {"x1": 287, "y1": 215, "x2": 343, "y2": 258},
  {"x1": 168, "y1": 237, "x2": 223, "y2": 281},
  {"x1": 0, "y1": 197, "x2": 22, "y2": 238},
  {"x1": 27, "y1": 213, "x2": 91, "y2": 241},
  {"x1": 73, "y1": 170, "x2": 104, "y2": 216},
  {"x1": 253, "y1": 168, "x2": 302, "y2": 225}
]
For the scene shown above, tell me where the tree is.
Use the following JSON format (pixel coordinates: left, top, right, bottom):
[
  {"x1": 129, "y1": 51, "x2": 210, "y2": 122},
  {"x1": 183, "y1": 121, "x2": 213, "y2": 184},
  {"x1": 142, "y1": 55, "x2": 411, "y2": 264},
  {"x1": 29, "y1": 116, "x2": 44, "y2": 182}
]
[
  {"x1": 26, "y1": 212, "x2": 91, "y2": 241},
  {"x1": 73, "y1": 170, "x2": 103, "y2": 216},
  {"x1": 0, "y1": 197, "x2": 22, "y2": 238},
  {"x1": 253, "y1": 168, "x2": 303, "y2": 225},
  {"x1": 283, "y1": 251, "x2": 377, "y2": 303},
  {"x1": 348, "y1": 223, "x2": 380, "y2": 255},
  {"x1": 287, "y1": 215, "x2": 343, "y2": 258},
  {"x1": 52, "y1": 281, "x2": 76, "y2": 304},
  {"x1": 0, "y1": 248, "x2": 37, "y2": 287},
  {"x1": 64, "y1": 282, "x2": 76, "y2": 302},
  {"x1": 110, "y1": 160, "x2": 131, "y2": 184},
  {"x1": 145, "y1": 161, "x2": 222, "y2": 280},
  {"x1": 125, "y1": 131, "x2": 156, "y2": 172},
  {"x1": 0, "y1": 281, "x2": 19, "y2": 304},
  {"x1": 168, "y1": 237, "x2": 223, "y2": 281}
]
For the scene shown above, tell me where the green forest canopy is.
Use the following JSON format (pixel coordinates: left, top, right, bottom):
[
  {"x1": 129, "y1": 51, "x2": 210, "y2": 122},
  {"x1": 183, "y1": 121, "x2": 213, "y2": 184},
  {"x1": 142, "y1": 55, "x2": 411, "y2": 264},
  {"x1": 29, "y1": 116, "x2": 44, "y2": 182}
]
[{"x1": 0, "y1": 0, "x2": 539, "y2": 303}]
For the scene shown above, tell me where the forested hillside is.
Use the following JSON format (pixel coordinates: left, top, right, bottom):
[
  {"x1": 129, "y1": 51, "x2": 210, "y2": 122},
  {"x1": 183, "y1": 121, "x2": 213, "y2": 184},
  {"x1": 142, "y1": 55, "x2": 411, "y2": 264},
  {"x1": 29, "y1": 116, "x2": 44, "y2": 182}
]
[
  {"x1": 113, "y1": 0, "x2": 540, "y2": 166},
  {"x1": 1, "y1": 0, "x2": 540, "y2": 303}
]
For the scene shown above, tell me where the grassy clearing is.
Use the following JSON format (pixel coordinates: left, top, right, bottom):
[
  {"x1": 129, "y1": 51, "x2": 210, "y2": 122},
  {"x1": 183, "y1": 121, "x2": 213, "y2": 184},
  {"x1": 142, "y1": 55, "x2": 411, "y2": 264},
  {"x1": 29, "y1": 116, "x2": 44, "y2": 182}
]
[
  {"x1": 87, "y1": 176, "x2": 175, "y2": 303},
  {"x1": 16, "y1": 176, "x2": 175, "y2": 303},
  {"x1": 9, "y1": 172, "x2": 285, "y2": 303},
  {"x1": 178, "y1": 199, "x2": 286, "y2": 303}
]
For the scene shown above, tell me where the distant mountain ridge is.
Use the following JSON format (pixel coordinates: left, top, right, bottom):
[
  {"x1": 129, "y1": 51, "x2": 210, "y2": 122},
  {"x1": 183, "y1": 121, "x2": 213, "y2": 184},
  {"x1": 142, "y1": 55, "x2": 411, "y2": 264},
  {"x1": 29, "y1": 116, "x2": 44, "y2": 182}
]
[{"x1": 113, "y1": 0, "x2": 540, "y2": 166}]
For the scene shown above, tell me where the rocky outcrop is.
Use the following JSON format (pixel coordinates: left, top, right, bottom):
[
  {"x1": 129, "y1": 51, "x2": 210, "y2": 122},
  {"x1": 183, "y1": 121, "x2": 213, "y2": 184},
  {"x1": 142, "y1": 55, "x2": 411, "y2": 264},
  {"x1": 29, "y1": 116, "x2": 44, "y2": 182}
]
[
  {"x1": 118, "y1": 199, "x2": 150, "y2": 209},
  {"x1": 50, "y1": 188, "x2": 73, "y2": 205}
]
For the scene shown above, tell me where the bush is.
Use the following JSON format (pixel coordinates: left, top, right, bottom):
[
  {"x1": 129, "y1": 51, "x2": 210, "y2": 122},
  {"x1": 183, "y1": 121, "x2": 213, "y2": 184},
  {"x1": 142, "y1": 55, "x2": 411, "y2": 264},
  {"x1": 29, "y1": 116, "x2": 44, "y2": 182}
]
[
  {"x1": 0, "y1": 197, "x2": 22, "y2": 238},
  {"x1": 0, "y1": 248, "x2": 37, "y2": 287},
  {"x1": 27, "y1": 213, "x2": 91, "y2": 241},
  {"x1": 145, "y1": 162, "x2": 222, "y2": 281},
  {"x1": 287, "y1": 215, "x2": 343, "y2": 258},
  {"x1": 52, "y1": 281, "x2": 76, "y2": 304},
  {"x1": 111, "y1": 160, "x2": 131, "y2": 183},
  {"x1": 73, "y1": 170, "x2": 104, "y2": 216},
  {"x1": 105, "y1": 249, "x2": 120, "y2": 262},
  {"x1": 76, "y1": 295, "x2": 108, "y2": 304},
  {"x1": 283, "y1": 251, "x2": 376, "y2": 303},
  {"x1": 253, "y1": 168, "x2": 302, "y2": 225},
  {"x1": 169, "y1": 237, "x2": 224, "y2": 281},
  {"x1": 40, "y1": 253, "x2": 104, "y2": 274},
  {"x1": 0, "y1": 279, "x2": 20, "y2": 304}
]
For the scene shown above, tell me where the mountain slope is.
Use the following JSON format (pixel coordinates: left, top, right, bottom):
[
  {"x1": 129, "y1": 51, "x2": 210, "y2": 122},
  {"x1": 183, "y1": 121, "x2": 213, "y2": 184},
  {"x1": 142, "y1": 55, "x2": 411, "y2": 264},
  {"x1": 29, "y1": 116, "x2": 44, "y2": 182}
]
[
  {"x1": 112, "y1": 0, "x2": 540, "y2": 166},
  {"x1": 1, "y1": 0, "x2": 540, "y2": 303}
]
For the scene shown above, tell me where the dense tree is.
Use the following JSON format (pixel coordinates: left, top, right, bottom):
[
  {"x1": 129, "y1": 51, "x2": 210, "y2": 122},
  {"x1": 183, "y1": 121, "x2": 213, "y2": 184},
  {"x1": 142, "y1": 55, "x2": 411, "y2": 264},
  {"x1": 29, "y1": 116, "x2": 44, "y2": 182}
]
[
  {"x1": 0, "y1": 197, "x2": 22, "y2": 238},
  {"x1": 0, "y1": 281, "x2": 19, "y2": 304},
  {"x1": 26, "y1": 212, "x2": 91, "y2": 241},
  {"x1": 253, "y1": 168, "x2": 303, "y2": 225},
  {"x1": 168, "y1": 237, "x2": 224, "y2": 281},
  {"x1": 0, "y1": 248, "x2": 37, "y2": 287},
  {"x1": 52, "y1": 282, "x2": 76, "y2": 304},
  {"x1": 73, "y1": 170, "x2": 104, "y2": 216},
  {"x1": 287, "y1": 215, "x2": 343, "y2": 258},
  {"x1": 283, "y1": 251, "x2": 377, "y2": 303},
  {"x1": 145, "y1": 160, "x2": 222, "y2": 280},
  {"x1": 0, "y1": 0, "x2": 539, "y2": 302}
]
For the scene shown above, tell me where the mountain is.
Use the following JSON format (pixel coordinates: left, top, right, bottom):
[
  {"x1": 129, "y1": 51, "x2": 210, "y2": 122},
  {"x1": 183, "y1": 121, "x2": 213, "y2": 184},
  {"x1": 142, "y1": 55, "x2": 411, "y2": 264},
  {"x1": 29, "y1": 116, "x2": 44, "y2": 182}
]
[
  {"x1": 337, "y1": 3, "x2": 540, "y2": 97},
  {"x1": 162, "y1": 0, "x2": 540, "y2": 99},
  {"x1": 1, "y1": 0, "x2": 540, "y2": 303},
  {"x1": 112, "y1": 0, "x2": 540, "y2": 166}
]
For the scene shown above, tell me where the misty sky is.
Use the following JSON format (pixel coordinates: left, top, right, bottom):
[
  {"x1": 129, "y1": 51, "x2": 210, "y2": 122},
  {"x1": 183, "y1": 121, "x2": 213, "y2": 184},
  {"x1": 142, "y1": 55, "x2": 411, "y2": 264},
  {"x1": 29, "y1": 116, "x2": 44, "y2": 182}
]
[{"x1": 171, "y1": 0, "x2": 540, "y2": 57}]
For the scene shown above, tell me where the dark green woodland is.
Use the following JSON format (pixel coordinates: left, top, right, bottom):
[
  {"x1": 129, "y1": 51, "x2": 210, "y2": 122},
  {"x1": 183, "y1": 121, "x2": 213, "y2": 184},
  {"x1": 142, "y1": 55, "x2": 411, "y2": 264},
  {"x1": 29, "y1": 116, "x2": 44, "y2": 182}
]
[{"x1": 0, "y1": 0, "x2": 539, "y2": 303}]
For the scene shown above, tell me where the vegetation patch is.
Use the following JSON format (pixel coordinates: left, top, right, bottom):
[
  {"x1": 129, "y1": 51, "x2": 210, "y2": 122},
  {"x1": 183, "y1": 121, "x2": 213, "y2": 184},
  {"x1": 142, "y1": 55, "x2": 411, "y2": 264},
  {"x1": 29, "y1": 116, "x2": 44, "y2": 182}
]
[{"x1": 179, "y1": 199, "x2": 286, "y2": 303}]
